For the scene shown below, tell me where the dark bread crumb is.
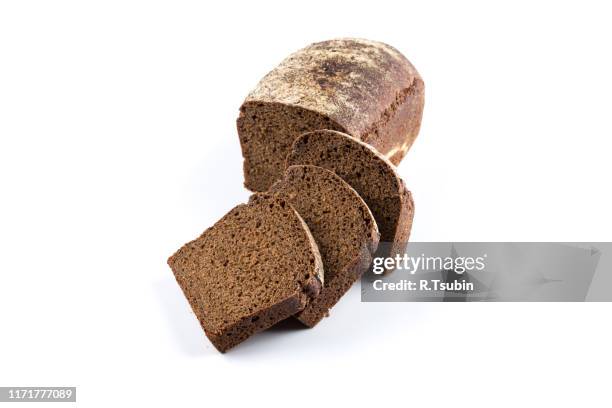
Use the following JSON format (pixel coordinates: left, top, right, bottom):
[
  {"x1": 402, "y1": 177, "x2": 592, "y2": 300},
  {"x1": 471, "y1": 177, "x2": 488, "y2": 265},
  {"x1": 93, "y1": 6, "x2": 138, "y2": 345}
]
[
  {"x1": 287, "y1": 130, "x2": 415, "y2": 273},
  {"x1": 258, "y1": 165, "x2": 380, "y2": 327},
  {"x1": 167, "y1": 195, "x2": 323, "y2": 352},
  {"x1": 237, "y1": 103, "x2": 344, "y2": 192}
]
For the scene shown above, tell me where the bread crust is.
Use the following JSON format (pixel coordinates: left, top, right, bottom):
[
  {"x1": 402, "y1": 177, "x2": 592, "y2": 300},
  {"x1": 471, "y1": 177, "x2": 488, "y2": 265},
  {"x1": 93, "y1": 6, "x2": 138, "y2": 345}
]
[
  {"x1": 207, "y1": 292, "x2": 312, "y2": 353},
  {"x1": 287, "y1": 130, "x2": 415, "y2": 274},
  {"x1": 240, "y1": 38, "x2": 424, "y2": 166},
  {"x1": 265, "y1": 165, "x2": 380, "y2": 326},
  {"x1": 385, "y1": 181, "x2": 415, "y2": 274},
  {"x1": 296, "y1": 241, "x2": 376, "y2": 327}
]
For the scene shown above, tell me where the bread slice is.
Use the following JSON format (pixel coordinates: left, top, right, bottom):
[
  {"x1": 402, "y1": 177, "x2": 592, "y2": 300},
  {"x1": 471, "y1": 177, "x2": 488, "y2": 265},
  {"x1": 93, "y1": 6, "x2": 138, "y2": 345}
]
[
  {"x1": 256, "y1": 165, "x2": 380, "y2": 327},
  {"x1": 237, "y1": 38, "x2": 424, "y2": 192},
  {"x1": 286, "y1": 130, "x2": 414, "y2": 273},
  {"x1": 167, "y1": 195, "x2": 324, "y2": 352}
]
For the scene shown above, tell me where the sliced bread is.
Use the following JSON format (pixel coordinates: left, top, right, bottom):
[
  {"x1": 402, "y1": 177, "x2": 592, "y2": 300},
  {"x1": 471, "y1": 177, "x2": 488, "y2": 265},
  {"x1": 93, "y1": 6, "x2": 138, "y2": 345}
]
[
  {"x1": 286, "y1": 130, "x2": 414, "y2": 272},
  {"x1": 256, "y1": 165, "x2": 380, "y2": 326},
  {"x1": 167, "y1": 195, "x2": 324, "y2": 352}
]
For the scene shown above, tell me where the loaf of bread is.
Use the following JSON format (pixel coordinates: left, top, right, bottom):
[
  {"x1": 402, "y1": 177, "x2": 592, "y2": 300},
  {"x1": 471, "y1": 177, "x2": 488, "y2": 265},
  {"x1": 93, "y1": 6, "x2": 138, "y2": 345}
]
[
  {"x1": 263, "y1": 165, "x2": 380, "y2": 326},
  {"x1": 237, "y1": 38, "x2": 424, "y2": 192},
  {"x1": 167, "y1": 38, "x2": 424, "y2": 352},
  {"x1": 287, "y1": 130, "x2": 414, "y2": 273},
  {"x1": 168, "y1": 195, "x2": 324, "y2": 352}
]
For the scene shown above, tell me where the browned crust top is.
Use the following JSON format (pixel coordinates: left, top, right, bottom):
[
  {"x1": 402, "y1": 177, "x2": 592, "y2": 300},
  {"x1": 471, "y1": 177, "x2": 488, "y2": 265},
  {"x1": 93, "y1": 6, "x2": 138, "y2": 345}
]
[{"x1": 244, "y1": 38, "x2": 421, "y2": 136}]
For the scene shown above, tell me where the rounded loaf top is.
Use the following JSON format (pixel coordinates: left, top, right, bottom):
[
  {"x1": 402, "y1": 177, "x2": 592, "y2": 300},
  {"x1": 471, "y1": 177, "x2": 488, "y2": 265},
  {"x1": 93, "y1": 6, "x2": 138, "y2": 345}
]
[{"x1": 244, "y1": 38, "x2": 422, "y2": 137}]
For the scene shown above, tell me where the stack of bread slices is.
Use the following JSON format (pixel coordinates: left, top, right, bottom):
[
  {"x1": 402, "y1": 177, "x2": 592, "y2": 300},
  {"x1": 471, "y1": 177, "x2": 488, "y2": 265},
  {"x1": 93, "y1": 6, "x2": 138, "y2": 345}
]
[{"x1": 168, "y1": 38, "x2": 424, "y2": 352}]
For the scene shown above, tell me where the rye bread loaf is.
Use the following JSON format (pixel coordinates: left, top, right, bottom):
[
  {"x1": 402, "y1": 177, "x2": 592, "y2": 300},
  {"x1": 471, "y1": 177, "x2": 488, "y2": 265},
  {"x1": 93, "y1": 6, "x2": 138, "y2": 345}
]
[
  {"x1": 257, "y1": 165, "x2": 380, "y2": 327},
  {"x1": 167, "y1": 195, "x2": 324, "y2": 352},
  {"x1": 287, "y1": 130, "x2": 414, "y2": 272},
  {"x1": 237, "y1": 38, "x2": 425, "y2": 192}
]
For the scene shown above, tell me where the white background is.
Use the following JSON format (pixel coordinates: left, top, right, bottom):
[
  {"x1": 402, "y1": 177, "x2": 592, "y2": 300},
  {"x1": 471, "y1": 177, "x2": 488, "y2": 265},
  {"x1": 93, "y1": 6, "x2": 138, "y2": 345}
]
[{"x1": 1, "y1": 1, "x2": 611, "y2": 407}]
